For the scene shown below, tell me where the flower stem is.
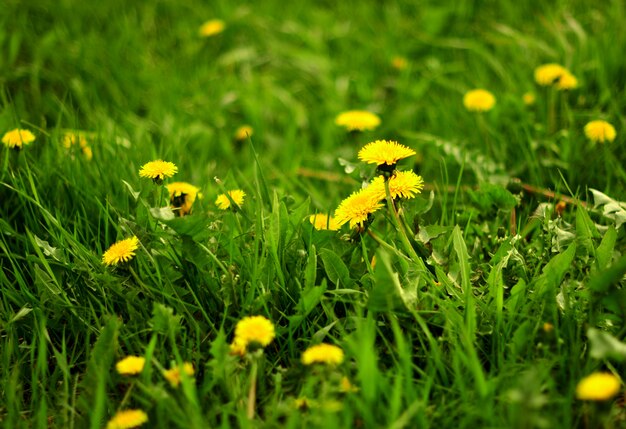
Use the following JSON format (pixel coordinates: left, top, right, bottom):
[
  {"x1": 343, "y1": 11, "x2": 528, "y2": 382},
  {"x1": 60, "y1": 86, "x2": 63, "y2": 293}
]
[{"x1": 247, "y1": 358, "x2": 258, "y2": 419}]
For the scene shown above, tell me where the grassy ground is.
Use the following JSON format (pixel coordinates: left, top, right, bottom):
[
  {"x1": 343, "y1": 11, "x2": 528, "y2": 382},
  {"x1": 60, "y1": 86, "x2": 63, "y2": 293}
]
[{"x1": 1, "y1": 0, "x2": 625, "y2": 428}]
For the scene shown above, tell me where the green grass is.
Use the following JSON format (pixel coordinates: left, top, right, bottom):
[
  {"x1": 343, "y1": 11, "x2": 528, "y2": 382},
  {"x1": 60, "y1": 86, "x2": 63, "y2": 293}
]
[{"x1": 1, "y1": 0, "x2": 625, "y2": 427}]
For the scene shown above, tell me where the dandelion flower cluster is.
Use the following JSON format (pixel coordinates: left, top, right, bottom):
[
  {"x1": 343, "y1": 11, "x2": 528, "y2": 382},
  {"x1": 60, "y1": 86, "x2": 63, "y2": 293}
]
[
  {"x1": 215, "y1": 189, "x2": 246, "y2": 210},
  {"x1": 167, "y1": 182, "x2": 200, "y2": 216},
  {"x1": 576, "y1": 372, "x2": 621, "y2": 401},
  {"x1": 335, "y1": 110, "x2": 381, "y2": 132},
  {"x1": 199, "y1": 19, "x2": 225, "y2": 37},
  {"x1": 334, "y1": 187, "x2": 384, "y2": 229},
  {"x1": 102, "y1": 236, "x2": 140, "y2": 266},
  {"x1": 230, "y1": 315, "x2": 275, "y2": 355},
  {"x1": 369, "y1": 171, "x2": 424, "y2": 201},
  {"x1": 584, "y1": 120, "x2": 616, "y2": 143},
  {"x1": 2, "y1": 128, "x2": 36, "y2": 150},
  {"x1": 163, "y1": 362, "x2": 195, "y2": 387},
  {"x1": 235, "y1": 125, "x2": 253, "y2": 141},
  {"x1": 534, "y1": 63, "x2": 577, "y2": 90},
  {"x1": 358, "y1": 140, "x2": 416, "y2": 166},
  {"x1": 115, "y1": 356, "x2": 146, "y2": 375},
  {"x1": 301, "y1": 343, "x2": 344, "y2": 366},
  {"x1": 139, "y1": 160, "x2": 178, "y2": 183},
  {"x1": 106, "y1": 409, "x2": 148, "y2": 429},
  {"x1": 63, "y1": 132, "x2": 93, "y2": 160},
  {"x1": 463, "y1": 89, "x2": 496, "y2": 112}
]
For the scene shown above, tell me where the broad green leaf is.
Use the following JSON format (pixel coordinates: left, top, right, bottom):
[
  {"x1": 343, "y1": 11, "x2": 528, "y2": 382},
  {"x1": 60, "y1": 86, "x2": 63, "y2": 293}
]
[
  {"x1": 596, "y1": 226, "x2": 617, "y2": 270},
  {"x1": 319, "y1": 248, "x2": 352, "y2": 287},
  {"x1": 588, "y1": 254, "x2": 626, "y2": 294}
]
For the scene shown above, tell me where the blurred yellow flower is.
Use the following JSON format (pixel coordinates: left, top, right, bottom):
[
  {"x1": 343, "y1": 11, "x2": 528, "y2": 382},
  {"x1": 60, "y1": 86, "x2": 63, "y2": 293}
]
[
  {"x1": 309, "y1": 214, "x2": 340, "y2": 231},
  {"x1": 139, "y1": 160, "x2": 178, "y2": 183},
  {"x1": 339, "y1": 376, "x2": 358, "y2": 393},
  {"x1": 556, "y1": 71, "x2": 578, "y2": 90},
  {"x1": 215, "y1": 189, "x2": 246, "y2": 210},
  {"x1": 102, "y1": 236, "x2": 139, "y2": 266},
  {"x1": 534, "y1": 63, "x2": 567, "y2": 86},
  {"x1": 358, "y1": 140, "x2": 416, "y2": 166},
  {"x1": 522, "y1": 92, "x2": 536, "y2": 106},
  {"x1": 334, "y1": 187, "x2": 383, "y2": 229},
  {"x1": 391, "y1": 56, "x2": 408, "y2": 70},
  {"x1": 576, "y1": 372, "x2": 621, "y2": 401},
  {"x1": 199, "y1": 19, "x2": 225, "y2": 37},
  {"x1": 63, "y1": 132, "x2": 93, "y2": 160},
  {"x1": 584, "y1": 120, "x2": 616, "y2": 143},
  {"x1": 106, "y1": 409, "x2": 148, "y2": 429},
  {"x1": 229, "y1": 337, "x2": 247, "y2": 356},
  {"x1": 163, "y1": 362, "x2": 195, "y2": 387},
  {"x1": 167, "y1": 182, "x2": 200, "y2": 216},
  {"x1": 369, "y1": 171, "x2": 424, "y2": 201},
  {"x1": 2, "y1": 128, "x2": 36, "y2": 150},
  {"x1": 235, "y1": 125, "x2": 253, "y2": 141},
  {"x1": 335, "y1": 110, "x2": 381, "y2": 131},
  {"x1": 233, "y1": 315, "x2": 275, "y2": 350},
  {"x1": 463, "y1": 89, "x2": 496, "y2": 112},
  {"x1": 115, "y1": 356, "x2": 145, "y2": 375},
  {"x1": 301, "y1": 343, "x2": 344, "y2": 366}
]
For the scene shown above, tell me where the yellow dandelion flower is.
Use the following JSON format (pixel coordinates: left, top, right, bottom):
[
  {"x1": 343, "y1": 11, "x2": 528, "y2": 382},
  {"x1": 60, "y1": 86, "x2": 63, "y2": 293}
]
[
  {"x1": 215, "y1": 189, "x2": 246, "y2": 210},
  {"x1": 339, "y1": 376, "x2": 359, "y2": 393},
  {"x1": 309, "y1": 214, "x2": 340, "y2": 231},
  {"x1": 463, "y1": 89, "x2": 496, "y2": 112},
  {"x1": 229, "y1": 337, "x2": 247, "y2": 357},
  {"x1": 522, "y1": 92, "x2": 536, "y2": 106},
  {"x1": 115, "y1": 356, "x2": 145, "y2": 375},
  {"x1": 334, "y1": 187, "x2": 384, "y2": 229},
  {"x1": 534, "y1": 63, "x2": 567, "y2": 86},
  {"x1": 82, "y1": 146, "x2": 93, "y2": 160},
  {"x1": 234, "y1": 125, "x2": 253, "y2": 141},
  {"x1": 369, "y1": 171, "x2": 424, "y2": 201},
  {"x1": 167, "y1": 182, "x2": 200, "y2": 216},
  {"x1": 139, "y1": 160, "x2": 178, "y2": 183},
  {"x1": 358, "y1": 140, "x2": 416, "y2": 166},
  {"x1": 391, "y1": 56, "x2": 408, "y2": 70},
  {"x1": 233, "y1": 315, "x2": 275, "y2": 349},
  {"x1": 542, "y1": 322, "x2": 554, "y2": 333},
  {"x1": 2, "y1": 128, "x2": 36, "y2": 150},
  {"x1": 106, "y1": 409, "x2": 148, "y2": 429},
  {"x1": 576, "y1": 372, "x2": 621, "y2": 401},
  {"x1": 556, "y1": 71, "x2": 578, "y2": 90},
  {"x1": 584, "y1": 120, "x2": 616, "y2": 143},
  {"x1": 102, "y1": 236, "x2": 140, "y2": 266},
  {"x1": 335, "y1": 110, "x2": 381, "y2": 132},
  {"x1": 163, "y1": 362, "x2": 195, "y2": 388},
  {"x1": 199, "y1": 19, "x2": 225, "y2": 37},
  {"x1": 63, "y1": 132, "x2": 93, "y2": 160},
  {"x1": 301, "y1": 343, "x2": 344, "y2": 366}
]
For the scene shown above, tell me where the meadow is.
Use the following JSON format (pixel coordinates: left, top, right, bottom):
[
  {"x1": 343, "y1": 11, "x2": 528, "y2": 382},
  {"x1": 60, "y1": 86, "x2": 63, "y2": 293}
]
[{"x1": 1, "y1": 0, "x2": 626, "y2": 428}]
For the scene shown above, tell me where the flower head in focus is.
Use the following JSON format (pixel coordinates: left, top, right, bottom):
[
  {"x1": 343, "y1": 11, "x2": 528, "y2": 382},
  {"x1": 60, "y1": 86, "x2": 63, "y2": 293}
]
[
  {"x1": 215, "y1": 189, "x2": 246, "y2": 210},
  {"x1": 139, "y1": 160, "x2": 178, "y2": 184},
  {"x1": 335, "y1": 110, "x2": 381, "y2": 132},
  {"x1": 301, "y1": 343, "x2": 344, "y2": 366},
  {"x1": 199, "y1": 19, "x2": 225, "y2": 37},
  {"x1": 358, "y1": 140, "x2": 416, "y2": 167},
  {"x1": 334, "y1": 187, "x2": 383, "y2": 229},
  {"x1": 2, "y1": 128, "x2": 36, "y2": 150},
  {"x1": 102, "y1": 236, "x2": 140, "y2": 266},
  {"x1": 584, "y1": 120, "x2": 616, "y2": 143},
  {"x1": 463, "y1": 89, "x2": 496, "y2": 112},
  {"x1": 167, "y1": 182, "x2": 200, "y2": 216},
  {"x1": 369, "y1": 171, "x2": 424, "y2": 201}
]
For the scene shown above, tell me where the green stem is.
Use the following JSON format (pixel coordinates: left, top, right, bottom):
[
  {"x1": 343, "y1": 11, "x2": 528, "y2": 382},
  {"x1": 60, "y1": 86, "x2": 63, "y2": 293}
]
[
  {"x1": 247, "y1": 358, "x2": 258, "y2": 419},
  {"x1": 384, "y1": 180, "x2": 421, "y2": 264}
]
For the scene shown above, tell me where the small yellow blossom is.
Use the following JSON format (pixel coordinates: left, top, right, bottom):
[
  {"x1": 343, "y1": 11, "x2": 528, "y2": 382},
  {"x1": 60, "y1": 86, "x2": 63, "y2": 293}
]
[
  {"x1": 215, "y1": 189, "x2": 246, "y2": 210},
  {"x1": 542, "y1": 322, "x2": 554, "y2": 333},
  {"x1": 358, "y1": 140, "x2": 416, "y2": 167},
  {"x1": 301, "y1": 343, "x2": 344, "y2": 366},
  {"x1": 233, "y1": 316, "x2": 275, "y2": 350},
  {"x1": 2, "y1": 128, "x2": 36, "y2": 150},
  {"x1": 339, "y1": 376, "x2": 359, "y2": 393},
  {"x1": 229, "y1": 337, "x2": 247, "y2": 357},
  {"x1": 391, "y1": 56, "x2": 408, "y2": 70},
  {"x1": 335, "y1": 110, "x2": 381, "y2": 132},
  {"x1": 369, "y1": 171, "x2": 424, "y2": 201},
  {"x1": 63, "y1": 132, "x2": 93, "y2": 160},
  {"x1": 234, "y1": 125, "x2": 253, "y2": 141},
  {"x1": 463, "y1": 89, "x2": 496, "y2": 112},
  {"x1": 309, "y1": 214, "x2": 340, "y2": 231},
  {"x1": 115, "y1": 356, "x2": 146, "y2": 375},
  {"x1": 139, "y1": 160, "x2": 178, "y2": 183},
  {"x1": 556, "y1": 71, "x2": 578, "y2": 90},
  {"x1": 584, "y1": 120, "x2": 616, "y2": 143},
  {"x1": 199, "y1": 19, "x2": 225, "y2": 37},
  {"x1": 576, "y1": 372, "x2": 621, "y2": 401},
  {"x1": 106, "y1": 409, "x2": 148, "y2": 429},
  {"x1": 102, "y1": 236, "x2": 140, "y2": 266},
  {"x1": 163, "y1": 362, "x2": 195, "y2": 388},
  {"x1": 167, "y1": 182, "x2": 200, "y2": 216},
  {"x1": 534, "y1": 63, "x2": 567, "y2": 86},
  {"x1": 523, "y1": 92, "x2": 536, "y2": 106},
  {"x1": 334, "y1": 187, "x2": 384, "y2": 229}
]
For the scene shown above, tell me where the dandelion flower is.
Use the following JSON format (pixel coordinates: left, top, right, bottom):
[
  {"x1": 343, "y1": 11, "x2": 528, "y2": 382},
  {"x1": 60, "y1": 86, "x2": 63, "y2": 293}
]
[
  {"x1": 234, "y1": 125, "x2": 253, "y2": 141},
  {"x1": 534, "y1": 63, "x2": 567, "y2": 86},
  {"x1": 106, "y1": 409, "x2": 148, "y2": 429},
  {"x1": 556, "y1": 71, "x2": 577, "y2": 90},
  {"x1": 116, "y1": 356, "x2": 146, "y2": 375},
  {"x1": 199, "y1": 19, "x2": 225, "y2": 37},
  {"x1": 102, "y1": 236, "x2": 140, "y2": 266},
  {"x1": 334, "y1": 187, "x2": 384, "y2": 229},
  {"x1": 301, "y1": 343, "x2": 344, "y2": 366},
  {"x1": 215, "y1": 189, "x2": 245, "y2": 210},
  {"x1": 2, "y1": 128, "x2": 36, "y2": 150},
  {"x1": 391, "y1": 56, "x2": 408, "y2": 70},
  {"x1": 63, "y1": 132, "x2": 93, "y2": 160},
  {"x1": 335, "y1": 110, "x2": 381, "y2": 132},
  {"x1": 233, "y1": 315, "x2": 275, "y2": 350},
  {"x1": 309, "y1": 214, "x2": 340, "y2": 231},
  {"x1": 358, "y1": 140, "x2": 416, "y2": 166},
  {"x1": 139, "y1": 160, "x2": 178, "y2": 184},
  {"x1": 463, "y1": 89, "x2": 496, "y2": 112},
  {"x1": 163, "y1": 362, "x2": 195, "y2": 388},
  {"x1": 576, "y1": 372, "x2": 621, "y2": 401},
  {"x1": 167, "y1": 182, "x2": 200, "y2": 216},
  {"x1": 369, "y1": 171, "x2": 424, "y2": 201},
  {"x1": 522, "y1": 92, "x2": 536, "y2": 106},
  {"x1": 229, "y1": 337, "x2": 247, "y2": 357},
  {"x1": 584, "y1": 120, "x2": 616, "y2": 143},
  {"x1": 339, "y1": 376, "x2": 359, "y2": 393}
]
